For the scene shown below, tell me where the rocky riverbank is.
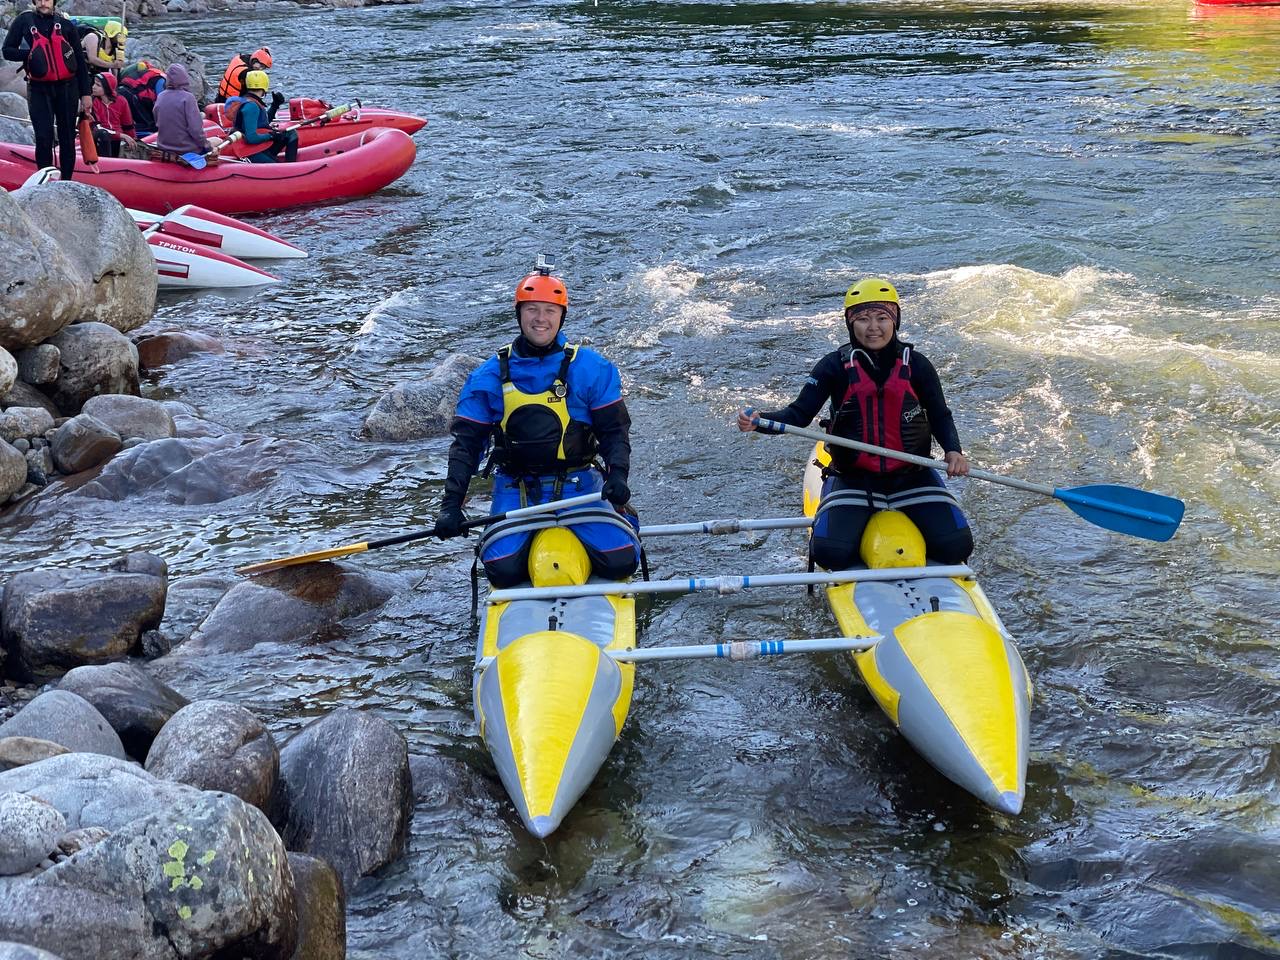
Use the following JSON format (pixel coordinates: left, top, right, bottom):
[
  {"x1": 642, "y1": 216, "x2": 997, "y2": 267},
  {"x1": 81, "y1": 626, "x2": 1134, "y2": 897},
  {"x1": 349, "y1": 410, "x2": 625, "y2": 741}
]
[
  {"x1": 0, "y1": 179, "x2": 431, "y2": 959},
  {"x1": 1, "y1": 0, "x2": 416, "y2": 25}
]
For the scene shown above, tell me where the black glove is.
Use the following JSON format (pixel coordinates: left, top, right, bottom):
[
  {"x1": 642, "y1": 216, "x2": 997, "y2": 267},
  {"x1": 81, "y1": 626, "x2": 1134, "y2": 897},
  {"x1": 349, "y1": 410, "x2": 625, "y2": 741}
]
[
  {"x1": 602, "y1": 473, "x2": 631, "y2": 507},
  {"x1": 434, "y1": 504, "x2": 467, "y2": 540},
  {"x1": 271, "y1": 91, "x2": 285, "y2": 108}
]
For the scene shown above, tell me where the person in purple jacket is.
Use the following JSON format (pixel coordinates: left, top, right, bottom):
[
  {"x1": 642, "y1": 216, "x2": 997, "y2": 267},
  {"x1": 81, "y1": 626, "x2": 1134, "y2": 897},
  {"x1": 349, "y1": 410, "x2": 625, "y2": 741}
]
[{"x1": 152, "y1": 62, "x2": 210, "y2": 157}]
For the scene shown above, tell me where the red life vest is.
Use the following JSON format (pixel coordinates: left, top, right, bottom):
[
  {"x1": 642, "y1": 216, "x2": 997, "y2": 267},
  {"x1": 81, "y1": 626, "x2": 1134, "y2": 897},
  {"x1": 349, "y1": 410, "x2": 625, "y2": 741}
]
[
  {"x1": 828, "y1": 345, "x2": 931, "y2": 474},
  {"x1": 120, "y1": 67, "x2": 164, "y2": 105},
  {"x1": 26, "y1": 20, "x2": 76, "y2": 83}
]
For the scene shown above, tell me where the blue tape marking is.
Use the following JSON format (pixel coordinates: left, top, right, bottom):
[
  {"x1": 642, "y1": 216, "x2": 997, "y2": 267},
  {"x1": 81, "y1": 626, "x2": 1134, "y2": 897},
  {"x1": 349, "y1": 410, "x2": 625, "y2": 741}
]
[
  {"x1": 743, "y1": 576, "x2": 751, "y2": 587},
  {"x1": 689, "y1": 578, "x2": 697, "y2": 591}
]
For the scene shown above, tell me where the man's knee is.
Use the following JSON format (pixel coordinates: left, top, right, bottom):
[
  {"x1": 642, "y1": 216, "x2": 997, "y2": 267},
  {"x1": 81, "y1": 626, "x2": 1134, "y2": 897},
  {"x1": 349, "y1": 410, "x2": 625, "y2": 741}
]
[
  {"x1": 587, "y1": 546, "x2": 639, "y2": 582},
  {"x1": 811, "y1": 535, "x2": 860, "y2": 571},
  {"x1": 481, "y1": 551, "x2": 530, "y2": 589},
  {"x1": 926, "y1": 526, "x2": 974, "y2": 564}
]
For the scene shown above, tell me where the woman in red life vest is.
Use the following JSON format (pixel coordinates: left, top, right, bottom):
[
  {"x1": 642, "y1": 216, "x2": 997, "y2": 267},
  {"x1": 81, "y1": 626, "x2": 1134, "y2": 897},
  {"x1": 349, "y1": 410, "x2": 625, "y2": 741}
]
[
  {"x1": 2, "y1": 0, "x2": 92, "y2": 181},
  {"x1": 90, "y1": 71, "x2": 133, "y2": 157},
  {"x1": 738, "y1": 278, "x2": 974, "y2": 568}
]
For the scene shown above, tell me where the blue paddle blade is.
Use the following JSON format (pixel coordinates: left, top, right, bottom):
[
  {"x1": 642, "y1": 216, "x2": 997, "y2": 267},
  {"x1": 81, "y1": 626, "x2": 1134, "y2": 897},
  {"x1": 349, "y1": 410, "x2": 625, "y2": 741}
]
[
  {"x1": 1054, "y1": 484, "x2": 1185, "y2": 542},
  {"x1": 181, "y1": 152, "x2": 207, "y2": 170}
]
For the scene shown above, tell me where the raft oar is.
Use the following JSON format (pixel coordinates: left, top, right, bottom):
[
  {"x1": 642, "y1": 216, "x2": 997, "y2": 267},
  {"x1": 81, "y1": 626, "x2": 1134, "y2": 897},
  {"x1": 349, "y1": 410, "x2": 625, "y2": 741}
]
[
  {"x1": 488, "y1": 564, "x2": 973, "y2": 602},
  {"x1": 751, "y1": 415, "x2": 1185, "y2": 543},
  {"x1": 283, "y1": 100, "x2": 358, "y2": 131},
  {"x1": 476, "y1": 635, "x2": 881, "y2": 670},
  {"x1": 235, "y1": 491, "x2": 604, "y2": 576}
]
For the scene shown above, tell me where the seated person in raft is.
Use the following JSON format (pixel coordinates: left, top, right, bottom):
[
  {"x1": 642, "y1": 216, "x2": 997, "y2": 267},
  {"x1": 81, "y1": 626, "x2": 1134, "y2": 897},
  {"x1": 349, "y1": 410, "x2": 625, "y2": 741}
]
[
  {"x1": 224, "y1": 69, "x2": 297, "y2": 163},
  {"x1": 738, "y1": 277, "x2": 974, "y2": 570},
  {"x1": 434, "y1": 260, "x2": 640, "y2": 589}
]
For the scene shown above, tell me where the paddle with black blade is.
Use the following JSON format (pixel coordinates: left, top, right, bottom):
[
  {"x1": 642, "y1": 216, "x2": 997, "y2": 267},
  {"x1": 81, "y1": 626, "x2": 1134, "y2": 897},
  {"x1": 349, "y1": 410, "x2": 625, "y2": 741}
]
[
  {"x1": 748, "y1": 414, "x2": 1185, "y2": 542},
  {"x1": 234, "y1": 490, "x2": 605, "y2": 576}
]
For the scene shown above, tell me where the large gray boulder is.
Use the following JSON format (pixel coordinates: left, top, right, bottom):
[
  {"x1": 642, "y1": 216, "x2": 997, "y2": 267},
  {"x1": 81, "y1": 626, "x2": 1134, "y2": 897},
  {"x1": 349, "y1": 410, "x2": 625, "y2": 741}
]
[
  {"x1": 0, "y1": 191, "x2": 87, "y2": 352},
  {"x1": 79, "y1": 395, "x2": 176, "y2": 442},
  {"x1": 179, "y1": 563, "x2": 411, "y2": 656},
  {"x1": 126, "y1": 34, "x2": 208, "y2": 103},
  {"x1": 362, "y1": 353, "x2": 482, "y2": 441},
  {"x1": 58, "y1": 662, "x2": 187, "y2": 761},
  {"x1": 0, "y1": 754, "x2": 191, "y2": 831},
  {"x1": 0, "y1": 762, "x2": 298, "y2": 960},
  {"x1": 1, "y1": 563, "x2": 167, "y2": 682},
  {"x1": 146, "y1": 701, "x2": 277, "y2": 811},
  {"x1": 0, "y1": 792, "x2": 64, "y2": 875},
  {"x1": 44, "y1": 322, "x2": 140, "y2": 414},
  {"x1": 14, "y1": 182, "x2": 156, "y2": 334},
  {"x1": 49, "y1": 413, "x2": 123, "y2": 475},
  {"x1": 0, "y1": 692, "x2": 125, "y2": 760},
  {"x1": 273, "y1": 708, "x2": 412, "y2": 889}
]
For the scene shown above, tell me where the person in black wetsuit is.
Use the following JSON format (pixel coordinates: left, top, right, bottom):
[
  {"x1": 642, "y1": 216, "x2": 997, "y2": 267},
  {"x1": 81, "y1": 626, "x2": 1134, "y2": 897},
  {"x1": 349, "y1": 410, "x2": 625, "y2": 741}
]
[
  {"x1": 2, "y1": 0, "x2": 92, "y2": 182},
  {"x1": 738, "y1": 277, "x2": 974, "y2": 568}
]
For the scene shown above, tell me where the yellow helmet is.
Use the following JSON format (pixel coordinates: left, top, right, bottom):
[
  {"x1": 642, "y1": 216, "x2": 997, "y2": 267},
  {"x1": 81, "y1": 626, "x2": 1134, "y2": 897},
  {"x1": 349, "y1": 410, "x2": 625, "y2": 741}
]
[
  {"x1": 244, "y1": 69, "x2": 270, "y2": 93},
  {"x1": 843, "y1": 277, "x2": 899, "y2": 311},
  {"x1": 859, "y1": 510, "x2": 926, "y2": 569},
  {"x1": 527, "y1": 527, "x2": 591, "y2": 587},
  {"x1": 103, "y1": 19, "x2": 123, "y2": 37}
]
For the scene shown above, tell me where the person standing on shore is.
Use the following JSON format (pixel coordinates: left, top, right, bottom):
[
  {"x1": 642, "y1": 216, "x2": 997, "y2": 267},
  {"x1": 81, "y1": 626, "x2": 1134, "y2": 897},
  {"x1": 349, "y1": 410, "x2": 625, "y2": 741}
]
[{"x1": 2, "y1": 0, "x2": 92, "y2": 182}]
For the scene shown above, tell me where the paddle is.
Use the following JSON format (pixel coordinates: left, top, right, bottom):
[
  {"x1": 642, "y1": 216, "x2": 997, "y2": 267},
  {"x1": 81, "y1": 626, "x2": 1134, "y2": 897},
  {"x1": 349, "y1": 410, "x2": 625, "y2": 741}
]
[
  {"x1": 281, "y1": 100, "x2": 358, "y2": 131},
  {"x1": 748, "y1": 413, "x2": 1185, "y2": 543},
  {"x1": 235, "y1": 490, "x2": 605, "y2": 576}
]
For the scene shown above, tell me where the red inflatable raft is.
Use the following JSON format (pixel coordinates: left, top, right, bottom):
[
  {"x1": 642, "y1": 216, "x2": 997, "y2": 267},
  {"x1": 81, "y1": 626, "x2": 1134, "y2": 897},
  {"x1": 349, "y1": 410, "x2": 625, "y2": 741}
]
[
  {"x1": 0, "y1": 127, "x2": 415, "y2": 216},
  {"x1": 203, "y1": 97, "x2": 427, "y2": 151}
]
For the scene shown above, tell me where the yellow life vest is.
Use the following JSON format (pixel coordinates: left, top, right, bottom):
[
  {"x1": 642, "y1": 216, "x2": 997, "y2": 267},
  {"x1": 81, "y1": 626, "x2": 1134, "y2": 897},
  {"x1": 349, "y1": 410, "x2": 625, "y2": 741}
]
[{"x1": 493, "y1": 343, "x2": 597, "y2": 474}]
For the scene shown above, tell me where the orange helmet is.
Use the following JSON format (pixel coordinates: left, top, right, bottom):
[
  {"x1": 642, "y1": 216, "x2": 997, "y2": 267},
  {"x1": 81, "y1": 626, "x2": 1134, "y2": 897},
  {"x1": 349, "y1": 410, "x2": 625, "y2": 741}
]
[
  {"x1": 252, "y1": 47, "x2": 273, "y2": 68},
  {"x1": 514, "y1": 272, "x2": 568, "y2": 310}
]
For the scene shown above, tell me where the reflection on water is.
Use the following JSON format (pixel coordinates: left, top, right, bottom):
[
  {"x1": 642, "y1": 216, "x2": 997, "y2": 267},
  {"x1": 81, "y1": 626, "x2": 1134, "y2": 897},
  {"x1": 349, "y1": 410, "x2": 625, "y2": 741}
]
[{"x1": 4, "y1": 1, "x2": 1278, "y2": 957}]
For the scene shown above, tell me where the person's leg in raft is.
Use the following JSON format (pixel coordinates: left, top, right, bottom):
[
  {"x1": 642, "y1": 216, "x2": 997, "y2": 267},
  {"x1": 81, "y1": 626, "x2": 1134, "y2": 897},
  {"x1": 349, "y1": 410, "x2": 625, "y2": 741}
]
[
  {"x1": 247, "y1": 146, "x2": 278, "y2": 163},
  {"x1": 810, "y1": 473, "x2": 874, "y2": 571},
  {"x1": 546, "y1": 469, "x2": 640, "y2": 581},
  {"x1": 573, "y1": 511, "x2": 640, "y2": 581},
  {"x1": 277, "y1": 129, "x2": 298, "y2": 162},
  {"x1": 889, "y1": 469, "x2": 974, "y2": 564},
  {"x1": 479, "y1": 476, "x2": 537, "y2": 588}
]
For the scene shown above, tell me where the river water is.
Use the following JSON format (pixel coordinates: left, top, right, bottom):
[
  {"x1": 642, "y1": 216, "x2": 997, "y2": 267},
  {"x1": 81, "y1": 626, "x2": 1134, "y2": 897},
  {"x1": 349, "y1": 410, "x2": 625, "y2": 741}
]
[{"x1": 10, "y1": 0, "x2": 1280, "y2": 957}]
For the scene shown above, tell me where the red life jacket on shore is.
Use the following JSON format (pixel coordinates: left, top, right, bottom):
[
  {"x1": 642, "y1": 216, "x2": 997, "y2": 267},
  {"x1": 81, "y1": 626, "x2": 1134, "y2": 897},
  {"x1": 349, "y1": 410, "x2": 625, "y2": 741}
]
[
  {"x1": 828, "y1": 344, "x2": 931, "y2": 474},
  {"x1": 26, "y1": 20, "x2": 76, "y2": 82}
]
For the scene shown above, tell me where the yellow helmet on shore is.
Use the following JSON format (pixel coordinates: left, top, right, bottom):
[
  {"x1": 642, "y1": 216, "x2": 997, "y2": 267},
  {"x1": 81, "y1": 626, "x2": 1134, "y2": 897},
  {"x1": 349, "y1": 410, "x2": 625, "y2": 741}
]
[
  {"x1": 245, "y1": 69, "x2": 269, "y2": 92},
  {"x1": 843, "y1": 277, "x2": 899, "y2": 311}
]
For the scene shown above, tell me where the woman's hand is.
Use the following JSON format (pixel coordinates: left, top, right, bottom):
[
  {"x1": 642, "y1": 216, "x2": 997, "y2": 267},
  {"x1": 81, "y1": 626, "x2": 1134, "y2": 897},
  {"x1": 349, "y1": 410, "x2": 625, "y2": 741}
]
[
  {"x1": 736, "y1": 408, "x2": 759, "y2": 432},
  {"x1": 944, "y1": 451, "x2": 970, "y2": 477}
]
